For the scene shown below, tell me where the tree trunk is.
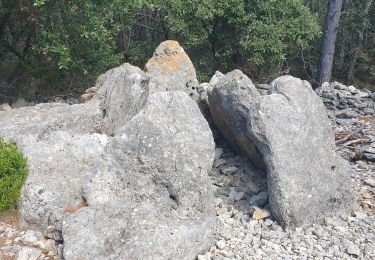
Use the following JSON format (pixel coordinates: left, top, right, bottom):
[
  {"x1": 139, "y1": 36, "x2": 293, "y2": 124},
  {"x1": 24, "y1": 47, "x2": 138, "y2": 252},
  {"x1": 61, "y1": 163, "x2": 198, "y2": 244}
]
[{"x1": 316, "y1": 0, "x2": 343, "y2": 87}]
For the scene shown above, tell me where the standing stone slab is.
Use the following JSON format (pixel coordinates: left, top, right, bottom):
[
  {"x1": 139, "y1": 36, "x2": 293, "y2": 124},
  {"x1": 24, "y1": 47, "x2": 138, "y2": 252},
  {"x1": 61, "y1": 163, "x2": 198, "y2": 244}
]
[
  {"x1": 208, "y1": 70, "x2": 266, "y2": 171},
  {"x1": 95, "y1": 63, "x2": 149, "y2": 135},
  {"x1": 64, "y1": 91, "x2": 216, "y2": 259},
  {"x1": 247, "y1": 76, "x2": 353, "y2": 227},
  {"x1": 145, "y1": 40, "x2": 199, "y2": 95}
]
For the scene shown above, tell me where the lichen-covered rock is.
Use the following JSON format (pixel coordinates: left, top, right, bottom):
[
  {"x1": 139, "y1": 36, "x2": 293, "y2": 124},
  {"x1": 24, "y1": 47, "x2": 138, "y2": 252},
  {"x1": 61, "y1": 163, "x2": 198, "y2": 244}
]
[
  {"x1": 145, "y1": 41, "x2": 199, "y2": 95},
  {"x1": 208, "y1": 70, "x2": 266, "y2": 171},
  {"x1": 18, "y1": 131, "x2": 108, "y2": 240},
  {"x1": 66, "y1": 91, "x2": 216, "y2": 259},
  {"x1": 95, "y1": 63, "x2": 149, "y2": 135},
  {"x1": 247, "y1": 76, "x2": 353, "y2": 227}
]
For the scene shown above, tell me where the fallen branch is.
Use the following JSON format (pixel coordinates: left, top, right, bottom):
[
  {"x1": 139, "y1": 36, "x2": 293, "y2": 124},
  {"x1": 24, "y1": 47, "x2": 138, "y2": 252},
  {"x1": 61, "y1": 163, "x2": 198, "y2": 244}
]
[
  {"x1": 335, "y1": 138, "x2": 372, "y2": 150},
  {"x1": 335, "y1": 127, "x2": 364, "y2": 145}
]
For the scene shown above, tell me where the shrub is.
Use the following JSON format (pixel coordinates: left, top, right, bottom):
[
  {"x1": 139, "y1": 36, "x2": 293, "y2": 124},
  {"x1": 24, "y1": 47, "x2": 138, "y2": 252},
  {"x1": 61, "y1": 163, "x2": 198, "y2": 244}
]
[{"x1": 0, "y1": 139, "x2": 28, "y2": 211}]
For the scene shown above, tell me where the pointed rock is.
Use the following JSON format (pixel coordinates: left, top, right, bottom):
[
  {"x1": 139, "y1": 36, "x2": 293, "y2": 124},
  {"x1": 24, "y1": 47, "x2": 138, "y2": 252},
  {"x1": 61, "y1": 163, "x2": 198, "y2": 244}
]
[
  {"x1": 145, "y1": 40, "x2": 199, "y2": 96},
  {"x1": 95, "y1": 63, "x2": 149, "y2": 135}
]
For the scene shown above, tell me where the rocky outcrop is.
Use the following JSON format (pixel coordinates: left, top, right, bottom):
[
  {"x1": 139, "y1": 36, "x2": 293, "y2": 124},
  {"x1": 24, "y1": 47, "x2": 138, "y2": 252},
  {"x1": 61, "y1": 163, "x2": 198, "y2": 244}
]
[
  {"x1": 0, "y1": 45, "x2": 218, "y2": 259},
  {"x1": 0, "y1": 101, "x2": 106, "y2": 241},
  {"x1": 145, "y1": 40, "x2": 199, "y2": 96},
  {"x1": 0, "y1": 102, "x2": 102, "y2": 146},
  {"x1": 63, "y1": 202, "x2": 214, "y2": 260},
  {"x1": 247, "y1": 76, "x2": 353, "y2": 227},
  {"x1": 19, "y1": 132, "x2": 108, "y2": 240},
  {"x1": 208, "y1": 70, "x2": 266, "y2": 171},
  {"x1": 0, "y1": 40, "x2": 364, "y2": 258},
  {"x1": 84, "y1": 92, "x2": 214, "y2": 210},
  {"x1": 95, "y1": 63, "x2": 149, "y2": 135},
  {"x1": 64, "y1": 91, "x2": 216, "y2": 259}
]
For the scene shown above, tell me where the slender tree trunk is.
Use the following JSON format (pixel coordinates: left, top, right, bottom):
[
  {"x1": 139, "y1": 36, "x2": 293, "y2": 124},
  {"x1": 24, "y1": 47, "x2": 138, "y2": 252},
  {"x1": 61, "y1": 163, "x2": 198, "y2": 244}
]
[{"x1": 316, "y1": 0, "x2": 343, "y2": 87}]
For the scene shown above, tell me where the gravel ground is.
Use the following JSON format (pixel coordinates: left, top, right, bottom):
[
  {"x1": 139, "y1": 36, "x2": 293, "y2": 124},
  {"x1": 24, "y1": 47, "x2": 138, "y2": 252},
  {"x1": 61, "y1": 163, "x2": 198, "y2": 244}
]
[{"x1": 198, "y1": 116, "x2": 375, "y2": 260}]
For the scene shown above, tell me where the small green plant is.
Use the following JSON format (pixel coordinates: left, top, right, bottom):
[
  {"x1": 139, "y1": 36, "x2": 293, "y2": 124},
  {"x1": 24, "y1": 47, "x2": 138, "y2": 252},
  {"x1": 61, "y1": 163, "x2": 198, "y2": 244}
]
[{"x1": 0, "y1": 139, "x2": 28, "y2": 211}]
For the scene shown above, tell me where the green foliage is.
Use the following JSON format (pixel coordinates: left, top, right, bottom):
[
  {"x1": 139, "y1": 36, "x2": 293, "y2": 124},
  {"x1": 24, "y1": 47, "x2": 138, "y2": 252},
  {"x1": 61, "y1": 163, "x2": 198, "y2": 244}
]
[
  {"x1": 152, "y1": 0, "x2": 320, "y2": 80},
  {"x1": 6, "y1": 0, "x2": 374, "y2": 97},
  {"x1": 0, "y1": 139, "x2": 28, "y2": 211},
  {"x1": 31, "y1": 0, "x2": 143, "y2": 76}
]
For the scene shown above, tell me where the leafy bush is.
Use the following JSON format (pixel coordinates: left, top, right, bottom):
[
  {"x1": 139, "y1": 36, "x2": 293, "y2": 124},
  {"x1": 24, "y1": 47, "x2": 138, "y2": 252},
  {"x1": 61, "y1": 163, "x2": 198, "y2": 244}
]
[{"x1": 0, "y1": 139, "x2": 28, "y2": 212}]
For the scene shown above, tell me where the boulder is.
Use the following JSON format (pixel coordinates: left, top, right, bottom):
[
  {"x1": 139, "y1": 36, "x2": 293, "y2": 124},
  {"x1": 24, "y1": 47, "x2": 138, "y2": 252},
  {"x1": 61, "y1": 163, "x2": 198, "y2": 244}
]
[
  {"x1": 84, "y1": 91, "x2": 215, "y2": 212},
  {"x1": 208, "y1": 70, "x2": 266, "y2": 171},
  {"x1": 0, "y1": 102, "x2": 102, "y2": 146},
  {"x1": 65, "y1": 91, "x2": 216, "y2": 259},
  {"x1": 12, "y1": 98, "x2": 29, "y2": 109},
  {"x1": 145, "y1": 41, "x2": 199, "y2": 96},
  {"x1": 63, "y1": 203, "x2": 214, "y2": 260},
  {"x1": 247, "y1": 76, "x2": 353, "y2": 227},
  {"x1": 0, "y1": 100, "x2": 107, "y2": 239},
  {"x1": 95, "y1": 63, "x2": 149, "y2": 135},
  {"x1": 0, "y1": 103, "x2": 12, "y2": 112},
  {"x1": 18, "y1": 131, "x2": 108, "y2": 240}
]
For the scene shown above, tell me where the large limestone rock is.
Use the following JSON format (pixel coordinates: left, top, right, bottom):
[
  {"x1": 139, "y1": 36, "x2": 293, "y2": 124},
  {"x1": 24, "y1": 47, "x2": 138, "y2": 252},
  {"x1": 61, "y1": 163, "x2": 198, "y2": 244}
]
[
  {"x1": 208, "y1": 70, "x2": 266, "y2": 171},
  {"x1": 95, "y1": 63, "x2": 149, "y2": 135},
  {"x1": 145, "y1": 40, "x2": 199, "y2": 95},
  {"x1": 19, "y1": 131, "x2": 108, "y2": 240},
  {"x1": 63, "y1": 203, "x2": 214, "y2": 260},
  {"x1": 0, "y1": 102, "x2": 102, "y2": 146},
  {"x1": 63, "y1": 91, "x2": 216, "y2": 259},
  {"x1": 247, "y1": 76, "x2": 353, "y2": 227},
  {"x1": 0, "y1": 100, "x2": 106, "y2": 239}
]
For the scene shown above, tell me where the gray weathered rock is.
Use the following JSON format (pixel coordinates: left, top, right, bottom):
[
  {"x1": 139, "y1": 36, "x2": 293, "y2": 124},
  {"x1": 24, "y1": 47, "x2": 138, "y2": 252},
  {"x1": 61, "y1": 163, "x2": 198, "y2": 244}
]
[
  {"x1": 12, "y1": 98, "x2": 29, "y2": 109},
  {"x1": 208, "y1": 70, "x2": 266, "y2": 171},
  {"x1": 16, "y1": 247, "x2": 42, "y2": 260},
  {"x1": 95, "y1": 63, "x2": 149, "y2": 135},
  {"x1": 0, "y1": 92, "x2": 107, "y2": 241},
  {"x1": 145, "y1": 41, "x2": 199, "y2": 95},
  {"x1": 247, "y1": 76, "x2": 353, "y2": 227},
  {"x1": 63, "y1": 202, "x2": 214, "y2": 260},
  {"x1": 0, "y1": 103, "x2": 12, "y2": 112},
  {"x1": 85, "y1": 91, "x2": 215, "y2": 212},
  {"x1": 18, "y1": 131, "x2": 108, "y2": 240},
  {"x1": 0, "y1": 102, "x2": 102, "y2": 146},
  {"x1": 64, "y1": 91, "x2": 216, "y2": 259},
  {"x1": 209, "y1": 71, "x2": 224, "y2": 86}
]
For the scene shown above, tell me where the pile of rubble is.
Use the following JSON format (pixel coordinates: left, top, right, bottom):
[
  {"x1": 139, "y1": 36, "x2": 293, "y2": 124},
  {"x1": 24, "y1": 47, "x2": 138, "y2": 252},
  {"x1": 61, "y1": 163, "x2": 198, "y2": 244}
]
[
  {"x1": 316, "y1": 82, "x2": 375, "y2": 119},
  {"x1": 0, "y1": 222, "x2": 59, "y2": 260}
]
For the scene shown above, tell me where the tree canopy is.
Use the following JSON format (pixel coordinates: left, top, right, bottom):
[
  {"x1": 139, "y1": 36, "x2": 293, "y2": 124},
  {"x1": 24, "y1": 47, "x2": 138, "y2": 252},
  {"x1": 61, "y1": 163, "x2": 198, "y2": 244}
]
[{"x1": 0, "y1": 0, "x2": 373, "y2": 101}]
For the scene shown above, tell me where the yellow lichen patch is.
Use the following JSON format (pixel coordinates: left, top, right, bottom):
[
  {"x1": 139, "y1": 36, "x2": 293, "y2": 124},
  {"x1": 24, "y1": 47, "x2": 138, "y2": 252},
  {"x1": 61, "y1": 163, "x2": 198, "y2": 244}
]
[
  {"x1": 146, "y1": 53, "x2": 194, "y2": 75},
  {"x1": 145, "y1": 40, "x2": 198, "y2": 92}
]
